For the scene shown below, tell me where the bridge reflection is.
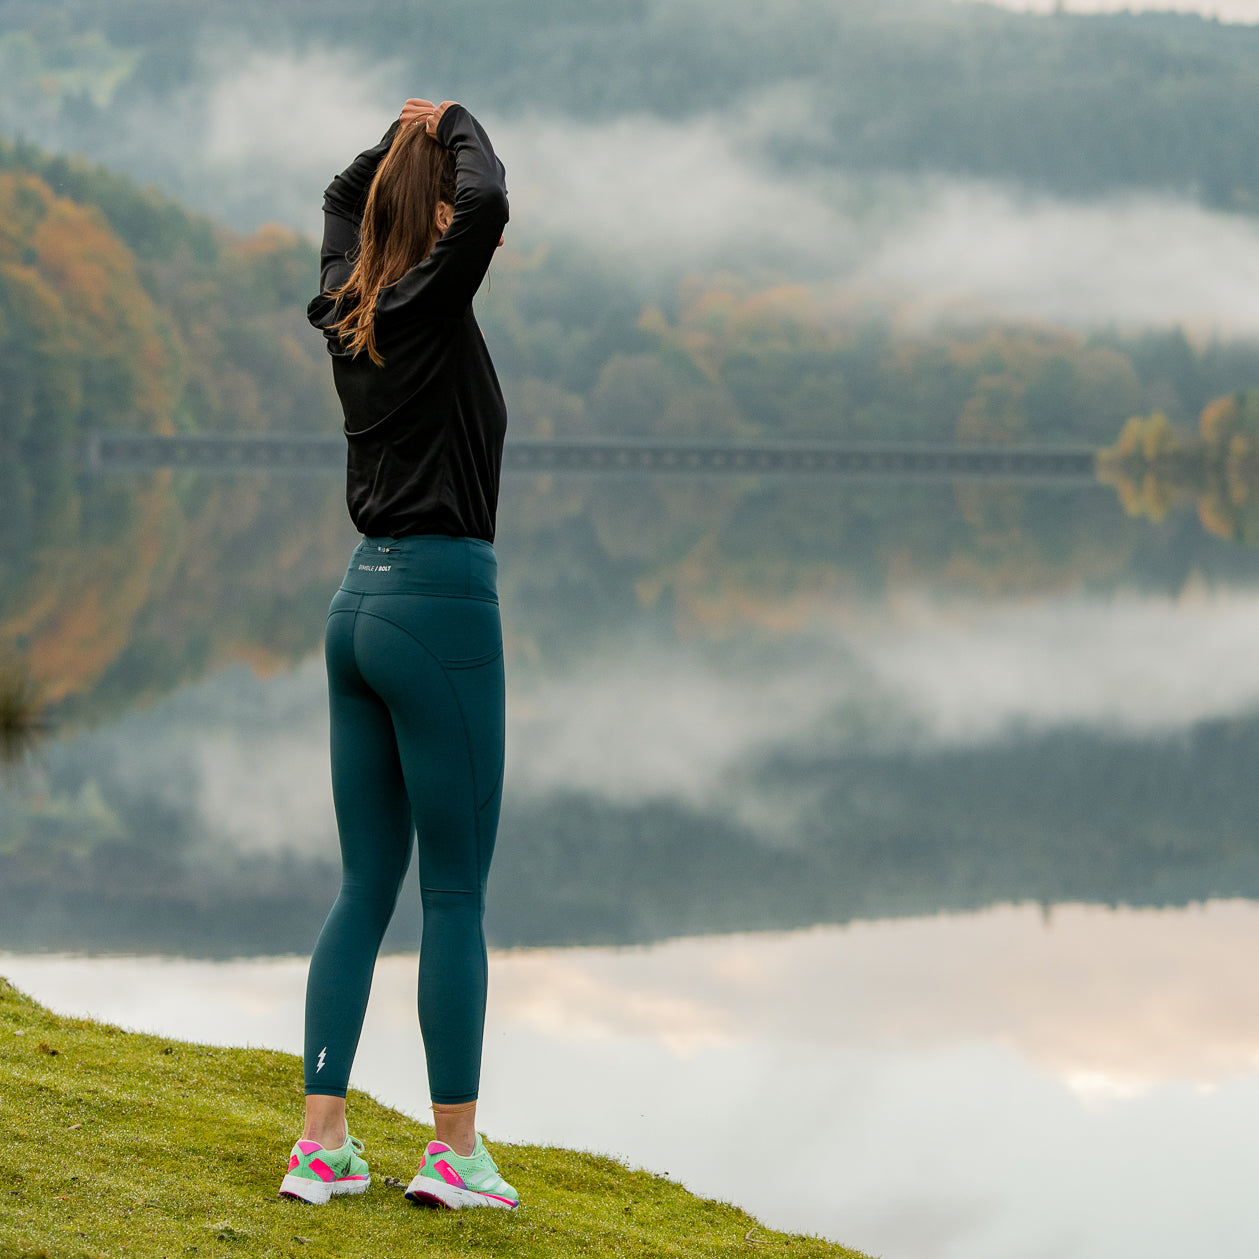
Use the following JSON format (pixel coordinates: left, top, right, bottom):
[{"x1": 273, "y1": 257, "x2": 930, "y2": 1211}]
[{"x1": 78, "y1": 433, "x2": 1099, "y2": 482}]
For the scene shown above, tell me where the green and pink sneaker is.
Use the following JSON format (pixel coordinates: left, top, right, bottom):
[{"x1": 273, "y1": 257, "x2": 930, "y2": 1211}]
[
  {"x1": 278, "y1": 1134, "x2": 370, "y2": 1205},
  {"x1": 404, "y1": 1135, "x2": 519, "y2": 1210}
]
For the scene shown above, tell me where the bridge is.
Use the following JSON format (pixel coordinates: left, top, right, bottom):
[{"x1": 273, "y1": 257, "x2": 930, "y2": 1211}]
[{"x1": 78, "y1": 432, "x2": 1099, "y2": 483}]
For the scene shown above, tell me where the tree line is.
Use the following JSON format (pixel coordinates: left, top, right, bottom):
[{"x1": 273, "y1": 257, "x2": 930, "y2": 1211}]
[
  {"x1": 6, "y1": 0, "x2": 1259, "y2": 208},
  {"x1": 8, "y1": 134, "x2": 1259, "y2": 462}
]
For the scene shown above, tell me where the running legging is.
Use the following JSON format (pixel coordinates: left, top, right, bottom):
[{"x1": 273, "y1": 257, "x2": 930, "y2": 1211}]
[{"x1": 303, "y1": 535, "x2": 504, "y2": 1104}]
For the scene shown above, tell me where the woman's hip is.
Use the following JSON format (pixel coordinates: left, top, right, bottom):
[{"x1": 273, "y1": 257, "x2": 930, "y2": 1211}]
[{"x1": 336, "y1": 534, "x2": 498, "y2": 602}]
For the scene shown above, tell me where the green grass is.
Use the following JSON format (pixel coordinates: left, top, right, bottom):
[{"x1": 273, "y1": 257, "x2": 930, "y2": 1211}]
[
  {"x1": 0, "y1": 658, "x2": 47, "y2": 768},
  {"x1": 0, "y1": 977, "x2": 872, "y2": 1259}
]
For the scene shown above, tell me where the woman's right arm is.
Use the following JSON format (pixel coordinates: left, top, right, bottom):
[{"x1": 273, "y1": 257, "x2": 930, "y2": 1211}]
[
  {"x1": 383, "y1": 103, "x2": 509, "y2": 320},
  {"x1": 307, "y1": 100, "x2": 444, "y2": 336}
]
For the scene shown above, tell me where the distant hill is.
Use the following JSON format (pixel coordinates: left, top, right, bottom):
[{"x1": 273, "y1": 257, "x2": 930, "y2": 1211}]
[
  {"x1": 0, "y1": 137, "x2": 334, "y2": 449},
  {"x1": 3, "y1": 0, "x2": 1259, "y2": 207},
  {"x1": 6, "y1": 130, "x2": 1259, "y2": 465}
]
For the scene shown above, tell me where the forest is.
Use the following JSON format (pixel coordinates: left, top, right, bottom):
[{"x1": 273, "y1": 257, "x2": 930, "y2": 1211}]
[
  {"x1": 4, "y1": 0, "x2": 1259, "y2": 209},
  {"x1": 9, "y1": 113, "x2": 1259, "y2": 741},
  {"x1": 7, "y1": 0, "x2": 1259, "y2": 459},
  {"x1": 7, "y1": 133, "x2": 1259, "y2": 467}
]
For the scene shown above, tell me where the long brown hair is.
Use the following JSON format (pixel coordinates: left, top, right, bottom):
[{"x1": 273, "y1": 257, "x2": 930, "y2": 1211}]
[{"x1": 328, "y1": 123, "x2": 457, "y2": 366}]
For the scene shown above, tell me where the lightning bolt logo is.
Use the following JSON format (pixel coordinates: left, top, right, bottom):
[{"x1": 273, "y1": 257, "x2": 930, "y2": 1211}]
[{"x1": 316, "y1": 1047, "x2": 327, "y2": 1073}]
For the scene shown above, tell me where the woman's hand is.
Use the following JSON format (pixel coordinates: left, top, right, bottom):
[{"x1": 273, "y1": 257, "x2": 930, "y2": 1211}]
[
  {"x1": 425, "y1": 101, "x2": 457, "y2": 138},
  {"x1": 399, "y1": 98, "x2": 436, "y2": 127},
  {"x1": 398, "y1": 99, "x2": 458, "y2": 138}
]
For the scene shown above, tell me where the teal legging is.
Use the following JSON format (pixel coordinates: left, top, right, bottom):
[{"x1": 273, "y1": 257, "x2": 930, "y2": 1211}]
[{"x1": 304, "y1": 535, "x2": 504, "y2": 1104}]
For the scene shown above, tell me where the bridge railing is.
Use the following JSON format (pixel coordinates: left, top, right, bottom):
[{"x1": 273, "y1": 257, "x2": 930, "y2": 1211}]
[{"x1": 75, "y1": 433, "x2": 1100, "y2": 482}]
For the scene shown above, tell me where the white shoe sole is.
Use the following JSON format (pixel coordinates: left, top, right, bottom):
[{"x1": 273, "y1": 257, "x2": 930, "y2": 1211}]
[
  {"x1": 279, "y1": 1173, "x2": 370, "y2": 1205},
  {"x1": 404, "y1": 1174, "x2": 517, "y2": 1210}
]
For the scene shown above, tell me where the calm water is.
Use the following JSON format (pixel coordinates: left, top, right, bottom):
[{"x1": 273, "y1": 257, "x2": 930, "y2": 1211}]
[{"x1": 4, "y1": 461, "x2": 1259, "y2": 1258}]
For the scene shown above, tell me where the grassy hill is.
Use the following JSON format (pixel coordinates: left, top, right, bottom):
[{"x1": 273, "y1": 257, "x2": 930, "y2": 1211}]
[{"x1": 0, "y1": 976, "x2": 867, "y2": 1259}]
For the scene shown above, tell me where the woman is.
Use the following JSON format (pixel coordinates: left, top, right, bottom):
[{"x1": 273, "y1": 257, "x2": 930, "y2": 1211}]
[{"x1": 278, "y1": 97, "x2": 516, "y2": 1211}]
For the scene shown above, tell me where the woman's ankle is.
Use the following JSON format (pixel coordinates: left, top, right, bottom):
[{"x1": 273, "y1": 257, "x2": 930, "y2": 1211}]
[
  {"x1": 432, "y1": 1099, "x2": 477, "y2": 1157},
  {"x1": 301, "y1": 1094, "x2": 349, "y2": 1150},
  {"x1": 300, "y1": 1126, "x2": 347, "y2": 1149}
]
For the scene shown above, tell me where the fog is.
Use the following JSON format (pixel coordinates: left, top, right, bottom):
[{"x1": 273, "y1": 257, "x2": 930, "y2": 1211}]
[
  {"x1": 497, "y1": 108, "x2": 1259, "y2": 334},
  {"x1": 853, "y1": 583, "x2": 1259, "y2": 741},
  {"x1": 35, "y1": 581, "x2": 1259, "y2": 862},
  {"x1": 49, "y1": 42, "x2": 1259, "y2": 336},
  {"x1": 848, "y1": 183, "x2": 1259, "y2": 337},
  {"x1": 66, "y1": 46, "x2": 404, "y2": 233},
  {"x1": 488, "y1": 107, "x2": 854, "y2": 284},
  {"x1": 951, "y1": 0, "x2": 1259, "y2": 20}
]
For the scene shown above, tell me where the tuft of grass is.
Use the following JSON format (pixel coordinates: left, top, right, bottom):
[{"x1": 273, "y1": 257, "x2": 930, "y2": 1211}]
[
  {"x1": 0, "y1": 658, "x2": 48, "y2": 767},
  {"x1": 0, "y1": 976, "x2": 871, "y2": 1259}
]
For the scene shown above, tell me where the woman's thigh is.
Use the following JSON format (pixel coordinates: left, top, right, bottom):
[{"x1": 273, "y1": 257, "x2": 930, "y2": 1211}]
[
  {"x1": 350, "y1": 594, "x2": 504, "y2": 894},
  {"x1": 325, "y1": 599, "x2": 415, "y2": 888}
]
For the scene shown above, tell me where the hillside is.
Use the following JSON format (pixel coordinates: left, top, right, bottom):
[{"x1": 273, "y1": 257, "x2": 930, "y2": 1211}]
[
  {"x1": 4, "y1": 1, "x2": 1259, "y2": 208},
  {"x1": 0, "y1": 976, "x2": 865, "y2": 1258},
  {"x1": 0, "y1": 139, "x2": 334, "y2": 450}
]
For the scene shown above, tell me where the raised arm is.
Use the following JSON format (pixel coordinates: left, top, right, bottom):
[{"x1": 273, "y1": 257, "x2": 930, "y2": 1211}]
[
  {"x1": 314, "y1": 117, "x2": 403, "y2": 297},
  {"x1": 379, "y1": 103, "x2": 509, "y2": 320}
]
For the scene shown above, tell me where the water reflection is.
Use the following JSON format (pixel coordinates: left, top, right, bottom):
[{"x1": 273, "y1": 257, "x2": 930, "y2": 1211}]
[
  {"x1": 4, "y1": 461, "x2": 1259, "y2": 954},
  {"x1": 6, "y1": 453, "x2": 1259, "y2": 1256},
  {"x1": 8, "y1": 597, "x2": 1259, "y2": 952}
]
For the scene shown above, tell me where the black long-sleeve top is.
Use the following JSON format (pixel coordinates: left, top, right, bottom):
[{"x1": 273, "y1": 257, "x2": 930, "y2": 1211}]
[{"x1": 307, "y1": 105, "x2": 509, "y2": 542}]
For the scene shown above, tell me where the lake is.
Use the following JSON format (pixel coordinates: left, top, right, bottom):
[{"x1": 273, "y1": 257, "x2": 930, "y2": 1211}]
[{"x1": 3, "y1": 455, "x2": 1258, "y2": 1258}]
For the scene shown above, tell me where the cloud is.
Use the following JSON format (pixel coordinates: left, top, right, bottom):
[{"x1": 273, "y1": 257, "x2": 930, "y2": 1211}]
[
  {"x1": 10, "y1": 898, "x2": 1259, "y2": 1087},
  {"x1": 56, "y1": 39, "x2": 1259, "y2": 338},
  {"x1": 505, "y1": 635, "x2": 874, "y2": 810},
  {"x1": 850, "y1": 583, "x2": 1259, "y2": 741},
  {"x1": 88, "y1": 45, "x2": 403, "y2": 233},
  {"x1": 193, "y1": 730, "x2": 335, "y2": 857},
  {"x1": 486, "y1": 109, "x2": 856, "y2": 282},
  {"x1": 34, "y1": 576, "x2": 1259, "y2": 867},
  {"x1": 507, "y1": 584, "x2": 1259, "y2": 819},
  {"x1": 201, "y1": 47, "x2": 400, "y2": 181},
  {"x1": 492, "y1": 899, "x2": 1259, "y2": 1086},
  {"x1": 488, "y1": 101, "x2": 1259, "y2": 335},
  {"x1": 168, "y1": 581, "x2": 1259, "y2": 854},
  {"x1": 852, "y1": 182, "x2": 1259, "y2": 337}
]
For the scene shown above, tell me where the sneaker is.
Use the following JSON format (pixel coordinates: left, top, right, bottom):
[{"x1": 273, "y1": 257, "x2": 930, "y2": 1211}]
[
  {"x1": 404, "y1": 1135, "x2": 519, "y2": 1210},
  {"x1": 278, "y1": 1134, "x2": 371, "y2": 1205}
]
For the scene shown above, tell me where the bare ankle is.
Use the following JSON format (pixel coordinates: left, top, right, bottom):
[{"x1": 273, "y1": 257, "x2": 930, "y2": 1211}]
[
  {"x1": 301, "y1": 1094, "x2": 349, "y2": 1150},
  {"x1": 301, "y1": 1126, "x2": 346, "y2": 1149},
  {"x1": 431, "y1": 1099, "x2": 477, "y2": 1158}
]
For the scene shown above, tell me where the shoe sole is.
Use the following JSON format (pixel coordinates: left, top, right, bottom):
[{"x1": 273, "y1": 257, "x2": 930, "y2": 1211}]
[
  {"x1": 279, "y1": 1173, "x2": 371, "y2": 1205},
  {"x1": 403, "y1": 1175, "x2": 517, "y2": 1210}
]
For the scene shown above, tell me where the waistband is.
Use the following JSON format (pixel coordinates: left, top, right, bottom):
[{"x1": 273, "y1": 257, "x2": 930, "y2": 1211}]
[{"x1": 338, "y1": 535, "x2": 498, "y2": 601}]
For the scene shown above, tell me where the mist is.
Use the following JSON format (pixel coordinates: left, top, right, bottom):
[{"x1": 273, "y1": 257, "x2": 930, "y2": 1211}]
[
  {"x1": 60, "y1": 45, "x2": 405, "y2": 233},
  {"x1": 508, "y1": 584, "x2": 1259, "y2": 814},
  {"x1": 494, "y1": 109, "x2": 1259, "y2": 335},
  {"x1": 949, "y1": 0, "x2": 1259, "y2": 20},
  {"x1": 36, "y1": 580, "x2": 1259, "y2": 865},
  {"x1": 47, "y1": 42, "x2": 1259, "y2": 336}
]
